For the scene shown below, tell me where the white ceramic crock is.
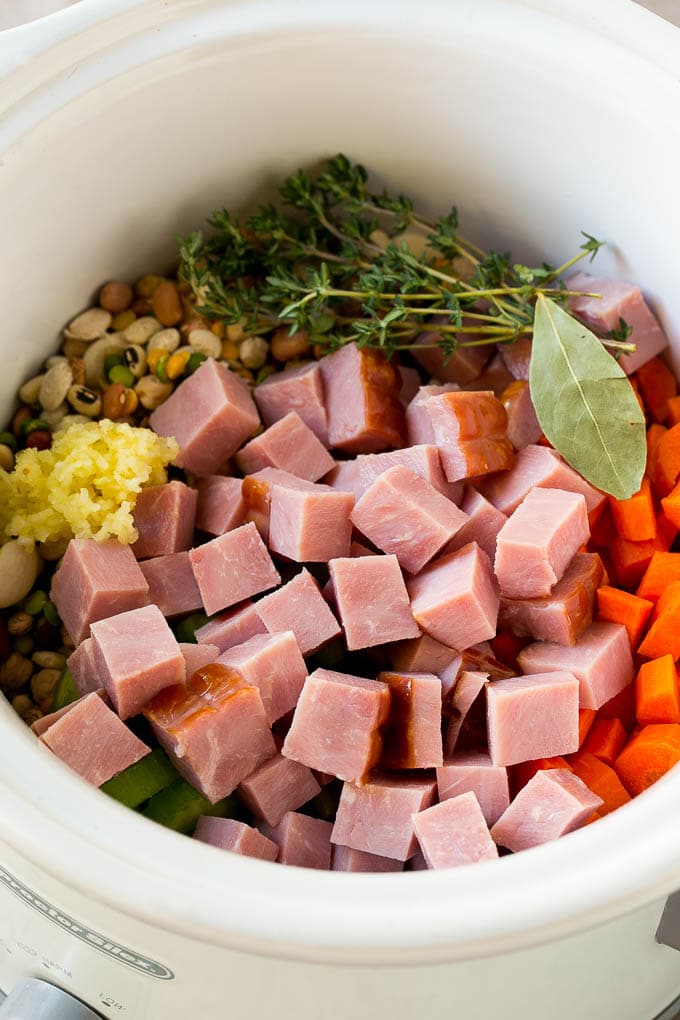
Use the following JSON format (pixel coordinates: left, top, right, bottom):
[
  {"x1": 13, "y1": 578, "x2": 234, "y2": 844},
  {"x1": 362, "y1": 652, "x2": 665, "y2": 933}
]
[{"x1": 2, "y1": 2, "x2": 680, "y2": 1017}]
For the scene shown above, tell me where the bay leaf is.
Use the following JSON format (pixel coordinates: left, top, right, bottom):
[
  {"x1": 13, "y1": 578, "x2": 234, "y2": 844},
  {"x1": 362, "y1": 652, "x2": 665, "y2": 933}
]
[{"x1": 529, "y1": 294, "x2": 646, "y2": 500}]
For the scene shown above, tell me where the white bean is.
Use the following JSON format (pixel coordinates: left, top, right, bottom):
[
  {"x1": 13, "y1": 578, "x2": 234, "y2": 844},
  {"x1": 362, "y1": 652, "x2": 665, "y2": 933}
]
[
  {"x1": 19, "y1": 374, "x2": 45, "y2": 405},
  {"x1": 39, "y1": 360, "x2": 73, "y2": 411},
  {"x1": 124, "y1": 316, "x2": 162, "y2": 346},
  {"x1": 188, "y1": 328, "x2": 221, "y2": 359},
  {"x1": 0, "y1": 541, "x2": 41, "y2": 609},
  {"x1": 83, "y1": 335, "x2": 127, "y2": 388},
  {"x1": 64, "y1": 307, "x2": 112, "y2": 342},
  {"x1": 147, "y1": 328, "x2": 180, "y2": 354}
]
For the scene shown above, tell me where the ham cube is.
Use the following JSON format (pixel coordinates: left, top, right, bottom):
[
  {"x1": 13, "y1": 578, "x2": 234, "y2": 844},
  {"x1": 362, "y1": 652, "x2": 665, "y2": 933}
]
[
  {"x1": 268, "y1": 479, "x2": 354, "y2": 563},
  {"x1": 144, "y1": 664, "x2": 275, "y2": 802},
  {"x1": 195, "y1": 600, "x2": 266, "y2": 653},
  {"x1": 378, "y1": 671, "x2": 443, "y2": 769},
  {"x1": 390, "y1": 634, "x2": 457, "y2": 674},
  {"x1": 478, "y1": 444, "x2": 605, "y2": 517},
  {"x1": 40, "y1": 691, "x2": 149, "y2": 786},
  {"x1": 486, "y1": 671, "x2": 580, "y2": 767},
  {"x1": 398, "y1": 365, "x2": 421, "y2": 407},
  {"x1": 131, "y1": 481, "x2": 197, "y2": 559},
  {"x1": 67, "y1": 638, "x2": 98, "y2": 697},
  {"x1": 149, "y1": 358, "x2": 260, "y2": 475},
  {"x1": 261, "y1": 812, "x2": 332, "y2": 869},
  {"x1": 501, "y1": 380, "x2": 542, "y2": 451},
  {"x1": 329, "y1": 555, "x2": 420, "y2": 650},
  {"x1": 327, "y1": 444, "x2": 458, "y2": 502},
  {"x1": 444, "y1": 669, "x2": 489, "y2": 756},
  {"x1": 238, "y1": 752, "x2": 321, "y2": 826},
  {"x1": 425, "y1": 390, "x2": 513, "y2": 482},
  {"x1": 443, "y1": 487, "x2": 507, "y2": 561},
  {"x1": 436, "y1": 752, "x2": 510, "y2": 827},
  {"x1": 189, "y1": 522, "x2": 280, "y2": 616},
  {"x1": 31, "y1": 689, "x2": 107, "y2": 737},
  {"x1": 495, "y1": 488, "x2": 589, "y2": 599},
  {"x1": 408, "y1": 543, "x2": 499, "y2": 650},
  {"x1": 235, "y1": 411, "x2": 334, "y2": 481},
  {"x1": 195, "y1": 476, "x2": 245, "y2": 536},
  {"x1": 332, "y1": 845, "x2": 403, "y2": 872},
  {"x1": 180, "y1": 642, "x2": 219, "y2": 680},
  {"x1": 140, "y1": 551, "x2": 203, "y2": 618},
  {"x1": 490, "y1": 768, "x2": 602, "y2": 851},
  {"x1": 351, "y1": 466, "x2": 469, "y2": 574},
  {"x1": 282, "y1": 668, "x2": 390, "y2": 782},
  {"x1": 498, "y1": 337, "x2": 532, "y2": 381},
  {"x1": 51, "y1": 538, "x2": 149, "y2": 645},
  {"x1": 406, "y1": 384, "x2": 459, "y2": 446},
  {"x1": 319, "y1": 342, "x2": 405, "y2": 453},
  {"x1": 217, "y1": 631, "x2": 307, "y2": 724},
  {"x1": 254, "y1": 361, "x2": 329, "y2": 445},
  {"x1": 518, "y1": 621, "x2": 634, "y2": 710},
  {"x1": 194, "y1": 816, "x2": 278, "y2": 862},
  {"x1": 413, "y1": 791, "x2": 498, "y2": 869},
  {"x1": 90, "y1": 604, "x2": 185, "y2": 719},
  {"x1": 411, "y1": 328, "x2": 490, "y2": 385},
  {"x1": 331, "y1": 774, "x2": 437, "y2": 861},
  {"x1": 254, "y1": 569, "x2": 341, "y2": 655}
]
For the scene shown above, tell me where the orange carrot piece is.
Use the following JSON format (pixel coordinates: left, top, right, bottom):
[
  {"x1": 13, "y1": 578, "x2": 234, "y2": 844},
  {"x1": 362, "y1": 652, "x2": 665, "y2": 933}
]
[
  {"x1": 610, "y1": 534, "x2": 666, "y2": 590},
  {"x1": 668, "y1": 396, "x2": 680, "y2": 428},
  {"x1": 609, "y1": 478, "x2": 657, "y2": 542},
  {"x1": 596, "y1": 585, "x2": 654, "y2": 648},
  {"x1": 658, "y1": 512, "x2": 679, "y2": 547},
  {"x1": 628, "y1": 376, "x2": 646, "y2": 418},
  {"x1": 578, "y1": 709, "x2": 597, "y2": 747},
  {"x1": 509, "y1": 756, "x2": 572, "y2": 797},
  {"x1": 583, "y1": 717, "x2": 628, "y2": 765},
  {"x1": 637, "y1": 551, "x2": 680, "y2": 600},
  {"x1": 569, "y1": 751, "x2": 631, "y2": 815},
  {"x1": 649, "y1": 423, "x2": 680, "y2": 497},
  {"x1": 635, "y1": 655, "x2": 680, "y2": 725},
  {"x1": 661, "y1": 480, "x2": 680, "y2": 531},
  {"x1": 599, "y1": 684, "x2": 636, "y2": 731},
  {"x1": 638, "y1": 590, "x2": 680, "y2": 660},
  {"x1": 490, "y1": 631, "x2": 528, "y2": 670},
  {"x1": 646, "y1": 423, "x2": 667, "y2": 467},
  {"x1": 615, "y1": 723, "x2": 680, "y2": 795},
  {"x1": 636, "y1": 357, "x2": 677, "y2": 423}
]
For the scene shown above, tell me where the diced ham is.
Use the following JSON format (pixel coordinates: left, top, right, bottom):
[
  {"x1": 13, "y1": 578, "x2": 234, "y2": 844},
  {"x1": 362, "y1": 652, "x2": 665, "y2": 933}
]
[
  {"x1": 67, "y1": 638, "x2": 98, "y2": 697},
  {"x1": 254, "y1": 569, "x2": 341, "y2": 655},
  {"x1": 40, "y1": 691, "x2": 149, "y2": 786},
  {"x1": 235, "y1": 411, "x2": 335, "y2": 481},
  {"x1": 398, "y1": 365, "x2": 422, "y2": 407},
  {"x1": 329, "y1": 555, "x2": 420, "y2": 650},
  {"x1": 179, "y1": 642, "x2": 219, "y2": 680},
  {"x1": 518, "y1": 621, "x2": 634, "y2": 710},
  {"x1": 408, "y1": 543, "x2": 499, "y2": 650},
  {"x1": 149, "y1": 358, "x2": 260, "y2": 475},
  {"x1": 140, "y1": 551, "x2": 203, "y2": 618},
  {"x1": 189, "y1": 522, "x2": 280, "y2": 616},
  {"x1": 500, "y1": 380, "x2": 542, "y2": 451},
  {"x1": 326, "y1": 444, "x2": 460, "y2": 502},
  {"x1": 260, "y1": 812, "x2": 332, "y2": 869},
  {"x1": 194, "y1": 816, "x2": 278, "y2": 862},
  {"x1": 411, "y1": 328, "x2": 490, "y2": 385},
  {"x1": 498, "y1": 551, "x2": 604, "y2": 646},
  {"x1": 144, "y1": 663, "x2": 275, "y2": 802},
  {"x1": 217, "y1": 631, "x2": 307, "y2": 724},
  {"x1": 405, "y1": 384, "x2": 459, "y2": 446},
  {"x1": 351, "y1": 466, "x2": 469, "y2": 574},
  {"x1": 131, "y1": 481, "x2": 197, "y2": 559},
  {"x1": 568, "y1": 271, "x2": 668, "y2": 374},
  {"x1": 443, "y1": 669, "x2": 489, "y2": 756},
  {"x1": 498, "y1": 337, "x2": 532, "y2": 381},
  {"x1": 424, "y1": 390, "x2": 514, "y2": 483},
  {"x1": 478, "y1": 444, "x2": 605, "y2": 517},
  {"x1": 90, "y1": 604, "x2": 185, "y2": 719},
  {"x1": 436, "y1": 752, "x2": 510, "y2": 827},
  {"x1": 490, "y1": 768, "x2": 602, "y2": 851},
  {"x1": 331, "y1": 774, "x2": 437, "y2": 861},
  {"x1": 238, "y1": 752, "x2": 321, "y2": 826},
  {"x1": 443, "y1": 487, "x2": 507, "y2": 561},
  {"x1": 268, "y1": 479, "x2": 354, "y2": 562},
  {"x1": 389, "y1": 633, "x2": 457, "y2": 675},
  {"x1": 319, "y1": 342, "x2": 405, "y2": 453},
  {"x1": 31, "y1": 689, "x2": 107, "y2": 736},
  {"x1": 254, "y1": 361, "x2": 329, "y2": 445},
  {"x1": 494, "y1": 488, "x2": 589, "y2": 599},
  {"x1": 378, "y1": 671, "x2": 443, "y2": 769},
  {"x1": 413, "y1": 791, "x2": 498, "y2": 869},
  {"x1": 282, "y1": 667, "x2": 390, "y2": 782},
  {"x1": 332, "y1": 844, "x2": 403, "y2": 872},
  {"x1": 195, "y1": 476, "x2": 245, "y2": 536},
  {"x1": 486, "y1": 671, "x2": 580, "y2": 766},
  {"x1": 51, "y1": 538, "x2": 149, "y2": 645},
  {"x1": 195, "y1": 600, "x2": 266, "y2": 653}
]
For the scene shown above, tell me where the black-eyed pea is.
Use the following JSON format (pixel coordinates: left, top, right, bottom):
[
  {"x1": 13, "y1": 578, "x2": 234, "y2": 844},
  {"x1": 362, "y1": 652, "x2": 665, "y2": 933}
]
[
  {"x1": 64, "y1": 307, "x2": 112, "y2": 342},
  {"x1": 123, "y1": 344, "x2": 147, "y2": 378},
  {"x1": 239, "y1": 336, "x2": 269, "y2": 370},
  {"x1": 111, "y1": 309, "x2": 137, "y2": 332},
  {"x1": 19, "y1": 374, "x2": 45, "y2": 405},
  {"x1": 147, "y1": 328, "x2": 180, "y2": 355},
  {"x1": 39, "y1": 360, "x2": 73, "y2": 411},
  {"x1": 135, "y1": 375, "x2": 173, "y2": 410},
  {"x1": 188, "y1": 328, "x2": 221, "y2": 359},
  {"x1": 67, "y1": 384, "x2": 102, "y2": 417},
  {"x1": 124, "y1": 316, "x2": 162, "y2": 346}
]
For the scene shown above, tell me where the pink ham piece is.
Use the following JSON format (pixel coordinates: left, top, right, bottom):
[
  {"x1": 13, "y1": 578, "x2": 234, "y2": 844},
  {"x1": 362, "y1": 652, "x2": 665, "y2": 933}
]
[
  {"x1": 238, "y1": 751, "x2": 321, "y2": 826},
  {"x1": 50, "y1": 538, "x2": 149, "y2": 645},
  {"x1": 326, "y1": 444, "x2": 460, "y2": 503},
  {"x1": 331, "y1": 774, "x2": 437, "y2": 861},
  {"x1": 282, "y1": 667, "x2": 390, "y2": 782},
  {"x1": 442, "y1": 486, "x2": 507, "y2": 562},
  {"x1": 194, "y1": 476, "x2": 245, "y2": 536},
  {"x1": 518, "y1": 620, "x2": 634, "y2": 710},
  {"x1": 31, "y1": 689, "x2": 107, "y2": 737},
  {"x1": 500, "y1": 380, "x2": 542, "y2": 451},
  {"x1": 254, "y1": 569, "x2": 341, "y2": 655},
  {"x1": 260, "y1": 812, "x2": 333, "y2": 869},
  {"x1": 498, "y1": 337, "x2": 532, "y2": 381},
  {"x1": 332, "y1": 845, "x2": 403, "y2": 872},
  {"x1": 254, "y1": 361, "x2": 329, "y2": 445},
  {"x1": 149, "y1": 357, "x2": 260, "y2": 475},
  {"x1": 217, "y1": 631, "x2": 307, "y2": 725},
  {"x1": 320, "y1": 342, "x2": 405, "y2": 454},
  {"x1": 40, "y1": 691, "x2": 149, "y2": 786},
  {"x1": 90, "y1": 604, "x2": 185, "y2": 719},
  {"x1": 195, "y1": 600, "x2": 266, "y2": 653},
  {"x1": 424, "y1": 390, "x2": 514, "y2": 483},
  {"x1": 498, "y1": 551, "x2": 605, "y2": 646},
  {"x1": 180, "y1": 642, "x2": 219, "y2": 680},
  {"x1": 398, "y1": 365, "x2": 422, "y2": 407},
  {"x1": 436, "y1": 752, "x2": 510, "y2": 827},
  {"x1": 411, "y1": 328, "x2": 490, "y2": 385},
  {"x1": 490, "y1": 768, "x2": 603, "y2": 851},
  {"x1": 241, "y1": 467, "x2": 324, "y2": 542},
  {"x1": 444, "y1": 670, "x2": 489, "y2": 757},
  {"x1": 329, "y1": 555, "x2": 420, "y2": 650},
  {"x1": 131, "y1": 481, "x2": 197, "y2": 559},
  {"x1": 568, "y1": 271, "x2": 668, "y2": 375},
  {"x1": 413, "y1": 791, "x2": 498, "y2": 869},
  {"x1": 144, "y1": 664, "x2": 275, "y2": 802},
  {"x1": 67, "y1": 638, "x2": 98, "y2": 697},
  {"x1": 406, "y1": 384, "x2": 459, "y2": 446},
  {"x1": 351, "y1": 466, "x2": 469, "y2": 574},
  {"x1": 268, "y1": 478, "x2": 354, "y2": 563},
  {"x1": 478, "y1": 444, "x2": 605, "y2": 518},
  {"x1": 494, "y1": 487, "x2": 589, "y2": 599},
  {"x1": 189, "y1": 521, "x2": 280, "y2": 616},
  {"x1": 378, "y1": 671, "x2": 443, "y2": 769},
  {"x1": 407, "y1": 543, "x2": 499, "y2": 650},
  {"x1": 140, "y1": 551, "x2": 203, "y2": 618},
  {"x1": 486, "y1": 671, "x2": 580, "y2": 767},
  {"x1": 390, "y1": 633, "x2": 457, "y2": 675},
  {"x1": 194, "y1": 816, "x2": 278, "y2": 862},
  {"x1": 235, "y1": 411, "x2": 334, "y2": 481}
]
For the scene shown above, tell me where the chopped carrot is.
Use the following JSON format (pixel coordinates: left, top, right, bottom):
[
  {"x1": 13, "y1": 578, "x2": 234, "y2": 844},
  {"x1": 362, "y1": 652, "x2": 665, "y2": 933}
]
[
  {"x1": 668, "y1": 395, "x2": 680, "y2": 427},
  {"x1": 637, "y1": 551, "x2": 680, "y2": 600},
  {"x1": 489, "y1": 631, "x2": 527, "y2": 670},
  {"x1": 569, "y1": 751, "x2": 631, "y2": 815},
  {"x1": 578, "y1": 708, "x2": 596, "y2": 748},
  {"x1": 596, "y1": 586, "x2": 654, "y2": 648},
  {"x1": 638, "y1": 587, "x2": 680, "y2": 660},
  {"x1": 615, "y1": 724, "x2": 680, "y2": 795},
  {"x1": 589, "y1": 503, "x2": 615, "y2": 549},
  {"x1": 628, "y1": 375, "x2": 646, "y2": 418},
  {"x1": 636, "y1": 357, "x2": 677, "y2": 423},
  {"x1": 661, "y1": 480, "x2": 680, "y2": 531},
  {"x1": 646, "y1": 423, "x2": 668, "y2": 467},
  {"x1": 658, "y1": 512, "x2": 678, "y2": 547},
  {"x1": 599, "y1": 684, "x2": 636, "y2": 731},
  {"x1": 610, "y1": 534, "x2": 666, "y2": 590},
  {"x1": 649, "y1": 423, "x2": 680, "y2": 497},
  {"x1": 583, "y1": 717, "x2": 628, "y2": 765},
  {"x1": 509, "y1": 756, "x2": 572, "y2": 797},
  {"x1": 634, "y1": 655, "x2": 680, "y2": 725},
  {"x1": 609, "y1": 478, "x2": 657, "y2": 542}
]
